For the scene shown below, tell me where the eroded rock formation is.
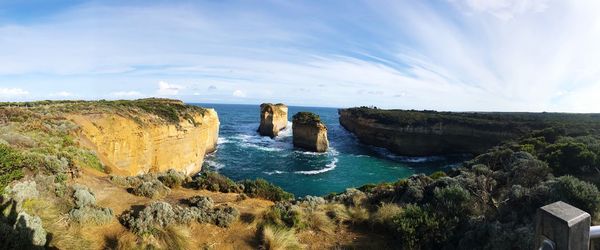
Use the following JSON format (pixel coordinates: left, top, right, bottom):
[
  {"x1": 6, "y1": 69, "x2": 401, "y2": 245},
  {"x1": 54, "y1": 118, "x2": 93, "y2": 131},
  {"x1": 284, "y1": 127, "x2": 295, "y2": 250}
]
[
  {"x1": 258, "y1": 103, "x2": 288, "y2": 138},
  {"x1": 69, "y1": 108, "x2": 219, "y2": 176},
  {"x1": 292, "y1": 112, "x2": 328, "y2": 152}
]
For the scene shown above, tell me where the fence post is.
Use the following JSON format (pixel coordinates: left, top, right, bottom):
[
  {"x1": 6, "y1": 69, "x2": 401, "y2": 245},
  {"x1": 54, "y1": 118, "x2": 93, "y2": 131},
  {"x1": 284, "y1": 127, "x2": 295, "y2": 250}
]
[{"x1": 535, "y1": 201, "x2": 591, "y2": 250}]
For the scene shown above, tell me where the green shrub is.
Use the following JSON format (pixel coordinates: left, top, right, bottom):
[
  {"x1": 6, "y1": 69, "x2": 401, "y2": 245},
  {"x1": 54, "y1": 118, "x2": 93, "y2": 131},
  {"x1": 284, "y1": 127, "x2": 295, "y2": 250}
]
[
  {"x1": 544, "y1": 142, "x2": 597, "y2": 175},
  {"x1": 213, "y1": 206, "x2": 240, "y2": 227},
  {"x1": 0, "y1": 144, "x2": 25, "y2": 193},
  {"x1": 547, "y1": 176, "x2": 600, "y2": 217},
  {"x1": 188, "y1": 196, "x2": 214, "y2": 210},
  {"x1": 292, "y1": 112, "x2": 321, "y2": 125},
  {"x1": 121, "y1": 201, "x2": 178, "y2": 235},
  {"x1": 429, "y1": 171, "x2": 446, "y2": 180},
  {"x1": 239, "y1": 179, "x2": 293, "y2": 202},
  {"x1": 69, "y1": 184, "x2": 114, "y2": 225},
  {"x1": 392, "y1": 204, "x2": 446, "y2": 249},
  {"x1": 131, "y1": 179, "x2": 171, "y2": 199},
  {"x1": 192, "y1": 171, "x2": 242, "y2": 193},
  {"x1": 158, "y1": 169, "x2": 187, "y2": 188},
  {"x1": 263, "y1": 202, "x2": 305, "y2": 229},
  {"x1": 69, "y1": 206, "x2": 113, "y2": 225}
]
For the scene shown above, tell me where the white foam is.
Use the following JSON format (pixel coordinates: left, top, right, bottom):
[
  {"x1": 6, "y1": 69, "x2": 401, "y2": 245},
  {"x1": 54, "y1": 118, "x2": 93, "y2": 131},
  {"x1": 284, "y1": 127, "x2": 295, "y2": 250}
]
[
  {"x1": 274, "y1": 121, "x2": 293, "y2": 139},
  {"x1": 240, "y1": 142, "x2": 284, "y2": 152},
  {"x1": 217, "y1": 137, "x2": 232, "y2": 144},
  {"x1": 204, "y1": 159, "x2": 225, "y2": 169},
  {"x1": 264, "y1": 170, "x2": 287, "y2": 175},
  {"x1": 295, "y1": 157, "x2": 338, "y2": 175},
  {"x1": 396, "y1": 156, "x2": 444, "y2": 163}
]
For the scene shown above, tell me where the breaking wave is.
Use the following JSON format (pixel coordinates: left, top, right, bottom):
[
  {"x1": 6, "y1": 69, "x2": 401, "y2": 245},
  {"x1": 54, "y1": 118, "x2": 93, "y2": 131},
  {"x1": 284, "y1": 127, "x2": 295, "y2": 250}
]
[{"x1": 295, "y1": 157, "x2": 338, "y2": 175}]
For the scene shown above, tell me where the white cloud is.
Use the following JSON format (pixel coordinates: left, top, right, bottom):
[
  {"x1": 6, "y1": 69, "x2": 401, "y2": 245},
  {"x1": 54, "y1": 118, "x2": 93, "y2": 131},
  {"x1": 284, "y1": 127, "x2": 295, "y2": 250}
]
[
  {"x1": 111, "y1": 91, "x2": 143, "y2": 97},
  {"x1": 0, "y1": 88, "x2": 29, "y2": 97},
  {"x1": 2, "y1": 2, "x2": 600, "y2": 111},
  {"x1": 232, "y1": 90, "x2": 246, "y2": 97},
  {"x1": 157, "y1": 81, "x2": 184, "y2": 96},
  {"x1": 451, "y1": 0, "x2": 549, "y2": 20}
]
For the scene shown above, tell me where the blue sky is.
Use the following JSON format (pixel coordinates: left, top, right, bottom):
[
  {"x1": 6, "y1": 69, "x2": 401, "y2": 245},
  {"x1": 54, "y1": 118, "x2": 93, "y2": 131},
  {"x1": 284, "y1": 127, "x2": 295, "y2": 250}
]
[{"x1": 1, "y1": 0, "x2": 600, "y2": 112}]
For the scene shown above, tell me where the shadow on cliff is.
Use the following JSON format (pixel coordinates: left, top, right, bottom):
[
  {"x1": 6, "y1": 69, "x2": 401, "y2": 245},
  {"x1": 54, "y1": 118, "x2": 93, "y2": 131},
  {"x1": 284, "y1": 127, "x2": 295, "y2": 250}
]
[{"x1": 0, "y1": 195, "x2": 55, "y2": 250}]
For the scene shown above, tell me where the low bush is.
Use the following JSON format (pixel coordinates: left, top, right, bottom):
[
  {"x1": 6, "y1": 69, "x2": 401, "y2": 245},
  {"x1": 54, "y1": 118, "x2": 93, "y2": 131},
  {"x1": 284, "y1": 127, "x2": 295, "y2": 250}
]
[
  {"x1": 69, "y1": 184, "x2": 113, "y2": 225},
  {"x1": 4, "y1": 180, "x2": 39, "y2": 205},
  {"x1": 69, "y1": 206, "x2": 113, "y2": 225},
  {"x1": 192, "y1": 171, "x2": 242, "y2": 193},
  {"x1": 131, "y1": 179, "x2": 171, "y2": 199},
  {"x1": 121, "y1": 200, "x2": 240, "y2": 236},
  {"x1": 392, "y1": 204, "x2": 446, "y2": 249},
  {"x1": 239, "y1": 179, "x2": 293, "y2": 202},
  {"x1": 213, "y1": 206, "x2": 240, "y2": 227},
  {"x1": 263, "y1": 202, "x2": 305, "y2": 229},
  {"x1": 0, "y1": 144, "x2": 25, "y2": 193},
  {"x1": 188, "y1": 195, "x2": 214, "y2": 210},
  {"x1": 121, "y1": 201, "x2": 178, "y2": 235},
  {"x1": 330, "y1": 188, "x2": 366, "y2": 207},
  {"x1": 157, "y1": 169, "x2": 187, "y2": 188},
  {"x1": 547, "y1": 175, "x2": 600, "y2": 217}
]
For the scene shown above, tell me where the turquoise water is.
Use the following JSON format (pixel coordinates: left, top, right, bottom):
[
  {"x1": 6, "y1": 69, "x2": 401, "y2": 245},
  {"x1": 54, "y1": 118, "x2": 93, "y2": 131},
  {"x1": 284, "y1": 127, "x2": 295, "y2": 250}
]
[{"x1": 194, "y1": 104, "x2": 467, "y2": 197}]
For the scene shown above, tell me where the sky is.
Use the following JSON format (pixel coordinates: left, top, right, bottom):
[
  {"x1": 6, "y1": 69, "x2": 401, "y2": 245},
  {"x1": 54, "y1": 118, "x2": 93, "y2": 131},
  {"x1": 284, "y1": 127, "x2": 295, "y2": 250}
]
[{"x1": 1, "y1": 0, "x2": 600, "y2": 112}]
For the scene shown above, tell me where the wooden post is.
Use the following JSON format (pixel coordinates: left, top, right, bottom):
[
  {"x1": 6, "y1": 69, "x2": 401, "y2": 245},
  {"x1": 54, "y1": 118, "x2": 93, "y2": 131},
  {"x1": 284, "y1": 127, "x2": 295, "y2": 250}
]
[{"x1": 535, "y1": 201, "x2": 591, "y2": 250}]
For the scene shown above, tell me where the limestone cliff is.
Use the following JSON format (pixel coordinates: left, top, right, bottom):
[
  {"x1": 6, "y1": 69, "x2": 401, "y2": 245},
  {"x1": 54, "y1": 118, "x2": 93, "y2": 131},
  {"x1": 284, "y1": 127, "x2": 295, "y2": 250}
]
[
  {"x1": 68, "y1": 101, "x2": 219, "y2": 176},
  {"x1": 258, "y1": 103, "x2": 288, "y2": 138},
  {"x1": 292, "y1": 112, "x2": 329, "y2": 152},
  {"x1": 338, "y1": 108, "x2": 533, "y2": 156}
]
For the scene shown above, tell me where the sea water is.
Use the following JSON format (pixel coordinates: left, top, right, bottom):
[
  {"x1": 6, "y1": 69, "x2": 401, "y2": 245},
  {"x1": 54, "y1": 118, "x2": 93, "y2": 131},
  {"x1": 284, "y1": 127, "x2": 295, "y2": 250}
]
[{"x1": 194, "y1": 104, "x2": 467, "y2": 197}]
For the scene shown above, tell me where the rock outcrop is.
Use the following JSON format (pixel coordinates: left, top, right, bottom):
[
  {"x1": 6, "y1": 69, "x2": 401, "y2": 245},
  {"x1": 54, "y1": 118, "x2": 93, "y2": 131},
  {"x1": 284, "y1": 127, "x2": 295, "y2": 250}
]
[
  {"x1": 292, "y1": 112, "x2": 329, "y2": 152},
  {"x1": 258, "y1": 103, "x2": 288, "y2": 138},
  {"x1": 339, "y1": 108, "x2": 536, "y2": 156},
  {"x1": 69, "y1": 105, "x2": 219, "y2": 176}
]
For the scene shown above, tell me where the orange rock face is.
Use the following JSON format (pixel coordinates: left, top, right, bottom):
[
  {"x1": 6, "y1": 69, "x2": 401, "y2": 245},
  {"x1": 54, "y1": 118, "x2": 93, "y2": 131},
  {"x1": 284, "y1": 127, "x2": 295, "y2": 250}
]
[
  {"x1": 69, "y1": 109, "x2": 219, "y2": 176},
  {"x1": 258, "y1": 103, "x2": 288, "y2": 138}
]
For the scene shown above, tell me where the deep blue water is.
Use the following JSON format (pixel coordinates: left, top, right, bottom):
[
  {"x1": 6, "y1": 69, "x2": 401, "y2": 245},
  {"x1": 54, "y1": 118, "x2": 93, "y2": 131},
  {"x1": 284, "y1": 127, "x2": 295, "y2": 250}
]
[{"x1": 193, "y1": 103, "x2": 467, "y2": 197}]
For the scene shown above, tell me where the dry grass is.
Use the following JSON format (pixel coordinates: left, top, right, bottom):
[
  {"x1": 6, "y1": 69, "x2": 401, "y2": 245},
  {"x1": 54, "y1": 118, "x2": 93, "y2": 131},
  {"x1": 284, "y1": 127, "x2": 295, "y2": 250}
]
[
  {"x1": 260, "y1": 224, "x2": 302, "y2": 250},
  {"x1": 347, "y1": 207, "x2": 369, "y2": 225},
  {"x1": 21, "y1": 198, "x2": 95, "y2": 249},
  {"x1": 116, "y1": 225, "x2": 191, "y2": 250},
  {"x1": 304, "y1": 210, "x2": 335, "y2": 234},
  {"x1": 324, "y1": 203, "x2": 351, "y2": 224},
  {"x1": 370, "y1": 203, "x2": 402, "y2": 227}
]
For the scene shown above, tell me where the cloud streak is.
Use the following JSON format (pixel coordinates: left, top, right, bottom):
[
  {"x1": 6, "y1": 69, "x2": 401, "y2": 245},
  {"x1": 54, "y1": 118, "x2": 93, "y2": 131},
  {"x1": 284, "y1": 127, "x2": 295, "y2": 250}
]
[{"x1": 0, "y1": 1, "x2": 599, "y2": 111}]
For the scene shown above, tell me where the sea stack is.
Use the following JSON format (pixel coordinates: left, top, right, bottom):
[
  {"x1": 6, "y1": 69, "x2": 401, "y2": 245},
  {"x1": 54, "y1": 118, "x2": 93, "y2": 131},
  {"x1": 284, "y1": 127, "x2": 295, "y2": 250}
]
[
  {"x1": 258, "y1": 103, "x2": 288, "y2": 138},
  {"x1": 292, "y1": 112, "x2": 329, "y2": 152}
]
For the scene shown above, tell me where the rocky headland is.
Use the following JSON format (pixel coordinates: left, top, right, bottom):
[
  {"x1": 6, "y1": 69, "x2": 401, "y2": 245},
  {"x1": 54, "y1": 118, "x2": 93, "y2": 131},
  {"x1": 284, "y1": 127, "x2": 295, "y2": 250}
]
[
  {"x1": 339, "y1": 107, "x2": 600, "y2": 156},
  {"x1": 258, "y1": 103, "x2": 288, "y2": 138},
  {"x1": 292, "y1": 112, "x2": 329, "y2": 152}
]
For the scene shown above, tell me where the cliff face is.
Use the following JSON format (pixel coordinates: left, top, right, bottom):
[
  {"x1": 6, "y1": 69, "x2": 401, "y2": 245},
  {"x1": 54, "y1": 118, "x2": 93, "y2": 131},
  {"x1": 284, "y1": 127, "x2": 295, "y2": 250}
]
[
  {"x1": 338, "y1": 108, "x2": 523, "y2": 156},
  {"x1": 292, "y1": 112, "x2": 329, "y2": 152},
  {"x1": 69, "y1": 109, "x2": 219, "y2": 176},
  {"x1": 258, "y1": 103, "x2": 288, "y2": 138}
]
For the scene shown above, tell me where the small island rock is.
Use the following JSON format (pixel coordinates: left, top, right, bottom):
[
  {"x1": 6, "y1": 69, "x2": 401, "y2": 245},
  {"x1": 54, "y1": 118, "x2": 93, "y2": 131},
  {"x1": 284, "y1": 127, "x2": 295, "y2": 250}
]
[
  {"x1": 292, "y1": 112, "x2": 329, "y2": 152},
  {"x1": 258, "y1": 103, "x2": 288, "y2": 138}
]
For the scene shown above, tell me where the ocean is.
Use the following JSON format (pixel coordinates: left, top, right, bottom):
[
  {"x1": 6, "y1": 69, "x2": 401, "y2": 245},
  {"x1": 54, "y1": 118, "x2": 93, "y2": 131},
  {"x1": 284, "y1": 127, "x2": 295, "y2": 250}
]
[{"x1": 193, "y1": 103, "x2": 467, "y2": 197}]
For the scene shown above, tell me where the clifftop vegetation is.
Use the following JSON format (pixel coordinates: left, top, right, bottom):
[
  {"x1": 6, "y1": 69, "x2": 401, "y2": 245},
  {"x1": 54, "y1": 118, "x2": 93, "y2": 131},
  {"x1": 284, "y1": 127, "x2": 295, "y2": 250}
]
[
  {"x1": 292, "y1": 112, "x2": 322, "y2": 126},
  {"x1": 0, "y1": 98, "x2": 208, "y2": 125}
]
